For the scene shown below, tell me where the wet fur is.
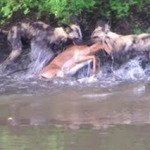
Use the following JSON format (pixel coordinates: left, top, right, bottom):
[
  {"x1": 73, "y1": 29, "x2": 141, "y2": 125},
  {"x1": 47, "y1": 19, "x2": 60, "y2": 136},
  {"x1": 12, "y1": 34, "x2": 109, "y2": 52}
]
[
  {"x1": 91, "y1": 20, "x2": 150, "y2": 56},
  {"x1": 2, "y1": 20, "x2": 82, "y2": 71},
  {"x1": 91, "y1": 20, "x2": 150, "y2": 70}
]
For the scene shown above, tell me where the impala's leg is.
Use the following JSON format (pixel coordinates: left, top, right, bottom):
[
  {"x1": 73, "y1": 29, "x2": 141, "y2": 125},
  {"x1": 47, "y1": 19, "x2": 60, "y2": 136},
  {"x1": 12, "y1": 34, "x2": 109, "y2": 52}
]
[{"x1": 75, "y1": 55, "x2": 97, "y2": 75}]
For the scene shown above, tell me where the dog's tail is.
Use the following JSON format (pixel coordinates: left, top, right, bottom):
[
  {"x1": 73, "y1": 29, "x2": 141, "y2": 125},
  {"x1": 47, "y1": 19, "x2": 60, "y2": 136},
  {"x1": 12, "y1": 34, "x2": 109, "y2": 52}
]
[{"x1": 0, "y1": 28, "x2": 8, "y2": 35}]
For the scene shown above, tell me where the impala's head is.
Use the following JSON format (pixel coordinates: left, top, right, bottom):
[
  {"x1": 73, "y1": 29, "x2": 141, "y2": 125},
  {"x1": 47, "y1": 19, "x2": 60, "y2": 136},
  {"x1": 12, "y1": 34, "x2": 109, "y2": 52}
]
[
  {"x1": 92, "y1": 36, "x2": 113, "y2": 55},
  {"x1": 39, "y1": 65, "x2": 66, "y2": 79},
  {"x1": 91, "y1": 20, "x2": 110, "y2": 43},
  {"x1": 39, "y1": 68, "x2": 59, "y2": 79}
]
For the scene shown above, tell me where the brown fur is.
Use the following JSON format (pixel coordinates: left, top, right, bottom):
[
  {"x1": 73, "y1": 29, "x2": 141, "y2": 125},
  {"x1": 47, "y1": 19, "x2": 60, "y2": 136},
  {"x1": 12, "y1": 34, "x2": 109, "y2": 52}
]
[
  {"x1": 2, "y1": 20, "x2": 82, "y2": 67},
  {"x1": 91, "y1": 20, "x2": 150, "y2": 56},
  {"x1": 39, "y1": 39, "x2": 112, "y2": 79}
]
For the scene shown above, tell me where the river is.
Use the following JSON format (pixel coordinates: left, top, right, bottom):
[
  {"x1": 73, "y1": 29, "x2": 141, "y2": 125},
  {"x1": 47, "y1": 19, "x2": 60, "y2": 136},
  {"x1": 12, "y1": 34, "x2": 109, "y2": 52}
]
[{"x1": 0, "y1": 47, "x2": 150, "y2": 149}]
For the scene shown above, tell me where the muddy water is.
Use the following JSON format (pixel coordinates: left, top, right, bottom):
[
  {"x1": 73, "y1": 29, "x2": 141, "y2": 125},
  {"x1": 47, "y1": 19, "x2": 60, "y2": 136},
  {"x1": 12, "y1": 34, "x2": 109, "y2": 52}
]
[
  {"x1": 0, "y1": 74, "x2": 150, "y2": 150},
  {"x1": 0, "y1": 53, "x2": 150, "y2": 149}
]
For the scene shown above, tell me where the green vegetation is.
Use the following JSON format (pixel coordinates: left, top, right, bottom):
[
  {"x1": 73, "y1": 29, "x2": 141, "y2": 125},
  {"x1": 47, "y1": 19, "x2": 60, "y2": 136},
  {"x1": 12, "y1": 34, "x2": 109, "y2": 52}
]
[
  {"x1": 98, "y1": 0, "x2": 150, "y2": 19},
  {"x1": 0, "y1": 0, "x2": 150, "y2": 25},
  {"x1": 133, "y1": 26, "x2": 150, "y2": 34}
]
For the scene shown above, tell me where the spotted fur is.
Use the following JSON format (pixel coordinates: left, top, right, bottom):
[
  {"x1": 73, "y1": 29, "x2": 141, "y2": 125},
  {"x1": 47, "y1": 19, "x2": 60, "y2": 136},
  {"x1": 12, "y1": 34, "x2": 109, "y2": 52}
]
[
  {"x1": 91, "y1": 20, "x2": 150, "y2": 56},
  {"x1": 2, "y1": 20, "x2": 82, "y2": 68}
]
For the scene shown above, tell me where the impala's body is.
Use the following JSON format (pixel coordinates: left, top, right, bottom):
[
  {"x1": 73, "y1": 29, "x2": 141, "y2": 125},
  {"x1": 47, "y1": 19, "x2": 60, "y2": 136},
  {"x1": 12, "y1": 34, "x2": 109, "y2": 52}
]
[{"x1": 39, "y1": 40, "x2": 112, "y2": 79}]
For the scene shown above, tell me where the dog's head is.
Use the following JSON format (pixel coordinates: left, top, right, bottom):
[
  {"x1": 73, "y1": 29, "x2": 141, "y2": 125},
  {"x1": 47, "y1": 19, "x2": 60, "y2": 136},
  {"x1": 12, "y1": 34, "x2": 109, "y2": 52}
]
[
  {"x1": 64, "y1": 24, "x2": 82, "y2": 45},
  {"x1": 91, "y1": 20, "x2": 110, "y2": 43},
  {"x1": 64, "y1": 16, "x2": 83, "y2": 45}
]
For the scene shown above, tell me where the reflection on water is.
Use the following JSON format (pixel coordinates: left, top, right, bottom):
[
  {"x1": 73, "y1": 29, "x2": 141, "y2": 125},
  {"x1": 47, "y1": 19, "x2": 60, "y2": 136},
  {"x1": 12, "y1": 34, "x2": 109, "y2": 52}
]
[
  {"x1": 0, "y1": 125, "x2": 150, "y2": 150},
  {"x1": 0, "y1": 80, "x2": 150, "y2": 149},
  {"x1": 0, "y1": 81, "x2": 150, "y2": 128},
  {"x1": 0, "y1": 55, "x2": 150, "y2": 149}
]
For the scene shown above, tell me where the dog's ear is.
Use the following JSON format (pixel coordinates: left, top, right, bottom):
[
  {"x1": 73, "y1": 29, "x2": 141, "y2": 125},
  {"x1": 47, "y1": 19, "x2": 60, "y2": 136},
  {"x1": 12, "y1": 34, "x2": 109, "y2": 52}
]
[
  {"x1": 95, "y1": 19, "x2": 106, "y2": 28},
  {"x1": 64, "y1": 26, "x2": 73, "y2": 34},
  {"x1": 104, "y1": 23, "x2": 110, "y2": 33},
  {"x1": 70, "y1": 15, "x2": 80, "y2": 25},
  {"x1": 95, "y1": 19, "x2": 110, "y2": 33}
]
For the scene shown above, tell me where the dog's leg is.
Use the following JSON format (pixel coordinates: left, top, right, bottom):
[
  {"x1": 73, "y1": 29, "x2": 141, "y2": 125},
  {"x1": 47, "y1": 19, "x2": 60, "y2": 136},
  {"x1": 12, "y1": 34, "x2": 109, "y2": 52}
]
[
  {"x1": 111, "y1": 56, "x2": 114, "y2": 73},
  {"x1": 2, "y1": 27, "x2": 23, "y2": 67},
  {"x1": 2, "y1": 49, "x2": 22, "y2": 67},
  {"x1": 96, "y1": 56, "x2": 101, "y2": 74}
]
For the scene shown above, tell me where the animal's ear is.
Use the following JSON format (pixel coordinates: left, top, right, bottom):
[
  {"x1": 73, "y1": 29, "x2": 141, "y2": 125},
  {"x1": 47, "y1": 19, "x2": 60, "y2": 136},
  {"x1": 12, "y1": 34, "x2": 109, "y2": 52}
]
[
  {"x1": 70, "y1": 15, "x2": 80, "y2": 25},
  {"x1": 64, "y1": 26, "x2": 73, "y2": 34},
  {"x1": 95, "y1": 19, "x2": 110, "y2": 33},
  {"x1": 95, "y1": 19, "x2": 106, "y2": 28},
  {"x1": 104, "y1": 23, "x2": 110, "y2": 33}
]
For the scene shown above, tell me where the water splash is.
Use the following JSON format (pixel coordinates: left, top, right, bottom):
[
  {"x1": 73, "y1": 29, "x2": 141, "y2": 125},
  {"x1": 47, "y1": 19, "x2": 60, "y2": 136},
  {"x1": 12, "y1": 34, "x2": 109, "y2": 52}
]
[
  {"x1": 113, "y1": 59, "x2": 146, "y2": 80},
  {"x1": 28, "y1": 42, "x2": 55, "y2": 75},
  {"x1": 0, "y1": 45, "x2": 150, "y2": 95}
]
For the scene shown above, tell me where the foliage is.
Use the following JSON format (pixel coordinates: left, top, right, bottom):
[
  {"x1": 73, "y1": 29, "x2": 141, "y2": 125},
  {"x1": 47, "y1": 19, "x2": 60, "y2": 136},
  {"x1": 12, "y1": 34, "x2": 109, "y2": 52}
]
[
  {"x1": 0, "y1": 0, "x2": 150, "y2": 25},
  {"x1": 98, "y1": 0, "x2": 150, "y2": 19},
  {"x1": 0, "y1": 0, "x2": 97, "y2": 25},
  {"x1": 133, "y1": 26, "x2": 150, "y2": 34},
  {"x1": 37, "y1": 0, "x2": 97, "y2": 24},
  {"x1": 108, "y1": 0, "x2": 138, "y2": 18}
]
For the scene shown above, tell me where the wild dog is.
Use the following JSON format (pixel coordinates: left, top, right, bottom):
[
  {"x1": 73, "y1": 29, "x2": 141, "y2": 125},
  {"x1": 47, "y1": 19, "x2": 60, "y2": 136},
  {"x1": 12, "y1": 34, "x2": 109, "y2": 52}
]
[
  {"x1": 91, "y1": 20, "x2": 150, "y2": 55},
  {"x1": 1, "y1": 18, "x2": 82, "y2": 69},
  {"x1": 39, "y1": 38, "x2": 112, "y2": 79},
  {"x1": 91, "y1": 20, "x2": 150, "y2": 69}
]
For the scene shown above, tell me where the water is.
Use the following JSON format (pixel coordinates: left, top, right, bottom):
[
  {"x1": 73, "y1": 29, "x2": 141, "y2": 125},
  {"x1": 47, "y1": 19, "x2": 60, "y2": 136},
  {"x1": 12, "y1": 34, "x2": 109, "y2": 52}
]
[
  {"x1": 0, "y1": 80, "x2": 150, "y2": 150},
  {"x1": 0, "y1": 48, "x2": 150, "y2": 149}
]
